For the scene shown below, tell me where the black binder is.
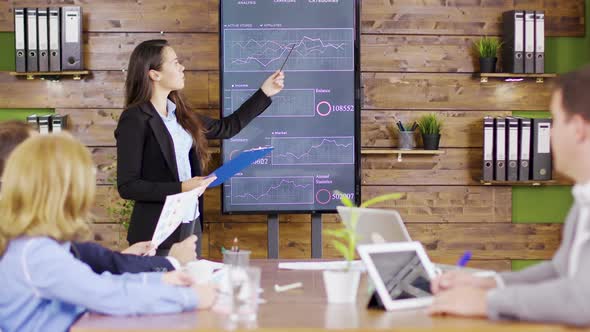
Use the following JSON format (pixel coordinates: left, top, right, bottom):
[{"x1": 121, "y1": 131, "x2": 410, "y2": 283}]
[
  {"x1": 38, "y1": 115, "x2": 52, "y2": 134},
  {"x1": 14, "y1": 8, "x2": 26, "y2": 72},
  {"x1": 531, "y1": 119, "x2": 552, "y2": 181},
  {"x1": 61, "y1": 6, "x2": 83, "y2": 71},
  {"x1": 502, "y1": 10, "x2": 524, "y2": 73},
  {"x1": 26, "y1": 8, "x2": 38, "y2": 72},
  {"x1": 26, "y1": 114, "x2": 39, "y2": 132},
  {"x1": 51, "y1": 114, "x2": 67, "y2": 132},
  {"x1": 535, "y1": 11, "x2": 545, "y2": 74}
]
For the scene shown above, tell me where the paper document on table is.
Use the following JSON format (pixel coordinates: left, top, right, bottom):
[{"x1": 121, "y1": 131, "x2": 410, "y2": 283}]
[
  {"x1": 191, "y1": 259, "x2": 224, "y2": 270},
  {"x1": 151, "y1": 186, "x2": 206, "y2": 248},
  {"x1": 278, "y1": 260, "x2": 365, "y2": 271}
]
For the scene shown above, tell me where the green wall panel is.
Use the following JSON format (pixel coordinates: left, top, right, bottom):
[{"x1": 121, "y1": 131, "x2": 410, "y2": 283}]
[
  {"x1": 512, "y1": 260, "x2": 544, "y2": 271},
  {"x1": 512, "y1": 186, "x2": 572, "y2": 223},
  {"x1": 0, "y1": 109, "x2": 53, "y2": 121},
  {"x1": 0, "y1": 32, "x2": 15, "y2": 72},
  {"x1": 511, "y1": 111, "x2": 550, "y2": 119},
  {"x1": 545, "y1": 0, "x2": 590, "y2": 75}
]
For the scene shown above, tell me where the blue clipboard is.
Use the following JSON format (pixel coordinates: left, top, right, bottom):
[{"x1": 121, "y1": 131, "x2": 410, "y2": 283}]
[{"x1": 207, "y1": 147, "x2": 273, "y2": 187}]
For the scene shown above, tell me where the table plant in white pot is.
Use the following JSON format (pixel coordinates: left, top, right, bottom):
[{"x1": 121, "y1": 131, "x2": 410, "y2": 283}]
[{"x1": 323, "y1": 191, "x2": 402, "y2": 304}]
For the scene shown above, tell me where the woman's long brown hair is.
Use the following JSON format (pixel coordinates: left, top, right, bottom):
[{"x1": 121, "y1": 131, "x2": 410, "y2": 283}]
[{"x1": 124, "y1": 39, "x2": 210, "y2": 172}]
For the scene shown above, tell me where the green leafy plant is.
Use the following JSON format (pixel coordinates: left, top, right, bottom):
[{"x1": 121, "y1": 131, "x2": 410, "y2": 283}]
[
  {"x1": 417, "y1": 113, "x2": 443, "y2": 135},
  {"x1": 106, "y1": 193, "x2": 134, "y2": 231},
  {"x1": 325, "y1": 191, "x2": 403, "y2": 270},
  {"x1": 101, "y1": 112, "x2": 134, "y2": 234},
  {"x1": 473, "y1": 36, "x2": 502, "y2": 58},
  {"x1": 104, "y1": 159, "x2": 134, "y2": 232}
]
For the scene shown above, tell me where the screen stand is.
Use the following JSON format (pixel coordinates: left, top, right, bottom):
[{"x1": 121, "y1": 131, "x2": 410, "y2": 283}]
[
  {"x1": 267, "y1": 214, "x2": 279, "y2": 258},
  {"x1": 311, "y1": 213, "x2": 322, "y2": 258},
  {"x1": 367, "y1": 291, "x2": 386, "y2": 310}
]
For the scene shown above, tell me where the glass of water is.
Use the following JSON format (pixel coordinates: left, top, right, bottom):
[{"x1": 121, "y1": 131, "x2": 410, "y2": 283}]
[
  {"x1": 223, "y1": 250, "x2": 251, "y2": 267},
  {"x1": 228, "y1": 266, "x2": 261, "y2": 322}
]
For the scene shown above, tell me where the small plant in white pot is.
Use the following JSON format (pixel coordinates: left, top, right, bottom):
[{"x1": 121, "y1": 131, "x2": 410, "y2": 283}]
[{"x1": 323, "y1": 191, "x2": 402, "y2": 304}]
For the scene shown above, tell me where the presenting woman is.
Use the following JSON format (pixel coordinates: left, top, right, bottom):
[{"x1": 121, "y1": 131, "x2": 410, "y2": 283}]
[{"x1": 115, "y1": 39, "x2": 284, "y2": 255}]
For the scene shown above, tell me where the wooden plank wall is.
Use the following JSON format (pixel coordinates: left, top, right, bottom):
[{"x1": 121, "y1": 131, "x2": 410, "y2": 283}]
[{"x1": 0, "y1": 0, "x2": 583, "y2": 270}]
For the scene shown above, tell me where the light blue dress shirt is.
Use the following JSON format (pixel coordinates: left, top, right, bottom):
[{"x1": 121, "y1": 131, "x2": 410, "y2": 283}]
[
  {"x1": 0, "y1": 237, "x2": 197, "y2": 332},
  {"x1": 158, "y1": 99, "x2": 194, "y2": 182}
]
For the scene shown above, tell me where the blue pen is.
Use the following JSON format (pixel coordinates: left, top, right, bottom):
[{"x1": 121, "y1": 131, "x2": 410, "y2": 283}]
[{"x1": 456, "y1": 251, "x2": 472, "y2": 267}]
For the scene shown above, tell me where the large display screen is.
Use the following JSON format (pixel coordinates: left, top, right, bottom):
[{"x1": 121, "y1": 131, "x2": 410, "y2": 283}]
[{"x1": 220, "y1": 0, "x2": 360, "y2": 213}]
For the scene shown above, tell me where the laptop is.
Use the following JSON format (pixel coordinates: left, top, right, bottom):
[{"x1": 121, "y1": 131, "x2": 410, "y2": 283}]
[
  {"x1": 337, "y1": 206, "x2": 411, "y2": 245},
  {"x1": 337, "y1": 206, "x2": 494, "y2": 275}
]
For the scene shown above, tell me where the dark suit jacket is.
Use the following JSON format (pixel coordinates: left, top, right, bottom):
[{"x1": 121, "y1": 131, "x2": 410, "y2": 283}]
[
  {"x1": 70, "y1": 242, "x2": 174, "y2": 274},
  {"x1": 115, "y1": 89, "x2": 271, "y2": 249}
]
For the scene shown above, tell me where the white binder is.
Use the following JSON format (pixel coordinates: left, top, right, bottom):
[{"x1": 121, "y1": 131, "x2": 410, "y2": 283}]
[
  {"x1": 14, "y1": 8, "x2": 26, "y2": 72},
  {"x1": 38, "y1": 8, "x2": 49, "y2": 72},
  {"x1": 49, "y1": 8, "x2": 61, "y2": 72},
  {"x1": 524, "y1": 11, "x2": 535, "y2": 73},
  {"x1": 26, "y1": 8, "x2": 38, "y2": 72}
]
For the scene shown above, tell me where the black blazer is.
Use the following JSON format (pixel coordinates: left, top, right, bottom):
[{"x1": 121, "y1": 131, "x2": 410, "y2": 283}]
[
  {"x1": 115, "y1": 89, "x2": 271, "y2": 249},
  {"x1": 71, "y1": 242, "x2": 174, "y2": 274}
]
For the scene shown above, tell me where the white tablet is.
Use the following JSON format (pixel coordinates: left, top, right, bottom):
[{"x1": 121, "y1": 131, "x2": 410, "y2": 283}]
[{"x1": 357, "y1": 241, "x2": 437, "y2": 311}]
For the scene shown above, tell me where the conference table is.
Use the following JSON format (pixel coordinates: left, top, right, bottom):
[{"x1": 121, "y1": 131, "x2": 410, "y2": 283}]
[{"x1": 72, "y1": 260, "x2": 585, "y2": 332}]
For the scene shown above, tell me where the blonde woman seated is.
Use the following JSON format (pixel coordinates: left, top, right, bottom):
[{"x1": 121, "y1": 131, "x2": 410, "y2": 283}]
[{"x1": 0, "y1": 133, "x2": 216, "y2": 332}]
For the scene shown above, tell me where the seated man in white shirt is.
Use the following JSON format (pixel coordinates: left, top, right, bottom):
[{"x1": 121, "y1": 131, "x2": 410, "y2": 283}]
[{"x1": 429, "y1": 66, "x2": 590, "y2": 327}]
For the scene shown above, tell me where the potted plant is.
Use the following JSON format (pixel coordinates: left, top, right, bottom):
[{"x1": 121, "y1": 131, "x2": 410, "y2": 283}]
[
  {"x1": 323, "y1": 191, "x2": 402, "y2": 304},
  {"x1": 474, "y1": 36, "x2": 502, "y2": 73},
  {"x1": 417, "y1": 113, "x2": 443, "y2": 150}
]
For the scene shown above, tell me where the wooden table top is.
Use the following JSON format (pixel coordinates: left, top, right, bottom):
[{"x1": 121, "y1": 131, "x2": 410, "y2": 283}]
[{"x1": 72, "y1": 260, "x2": 585, "y2": 332}]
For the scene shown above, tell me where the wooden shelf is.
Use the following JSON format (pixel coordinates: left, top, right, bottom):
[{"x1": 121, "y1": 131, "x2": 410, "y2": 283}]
[
  {"x1": 480, "y1": 179, "x2": 557, "y2": 186},
  {"x1": 361, "y1": 148, "x2": 445, "y2": 162},
  {"x1": 479, "y1": 73, "x2": 557, "y2": 83},
  {"x1": 9, "y1": 70, "x2": 89, "y2": 80}
]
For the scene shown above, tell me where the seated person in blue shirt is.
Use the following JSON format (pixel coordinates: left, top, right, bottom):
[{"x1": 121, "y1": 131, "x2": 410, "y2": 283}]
[
  {"x1": 0, "y1": 133, "x2": 217, "y2": 332},
  {"x1": 0, "y1": 120, "x2": 196, "y2": 274}
]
